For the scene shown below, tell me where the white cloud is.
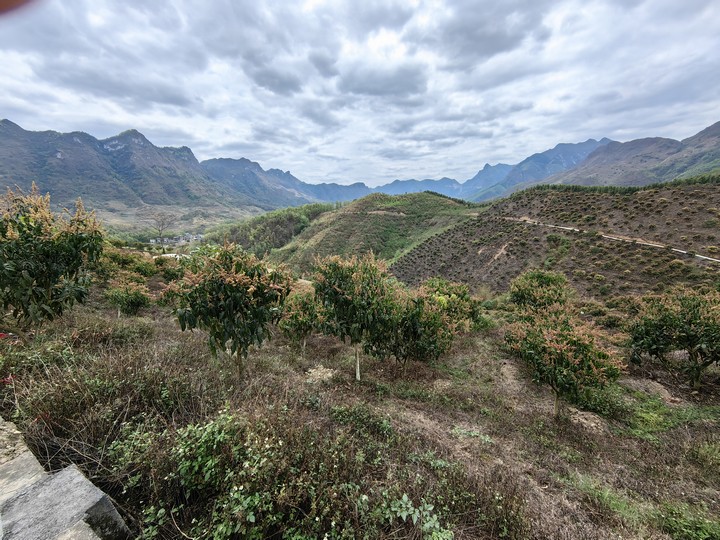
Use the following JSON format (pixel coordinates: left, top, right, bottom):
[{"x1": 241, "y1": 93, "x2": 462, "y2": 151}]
[{"x1": 0, "y1": 0, "x2": 718, "y2": 186}]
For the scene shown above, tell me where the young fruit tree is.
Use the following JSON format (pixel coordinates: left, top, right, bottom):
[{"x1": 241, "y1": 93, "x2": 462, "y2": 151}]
[
  {"x1": 506, "y1": 304, "x2": 623, "y2": 416},
  {"x1": 166, "y1": 244, "x2": 291, "y2": 375},
  {"x1": 629, "y1": 287, "x2": 720, "y2": 388},
  {"x1": 312, "y1": 254, "x2": 397, "y2": 381},
  {"x1": 0, "y1": 185, "x2": 103, "y2": 335},
  {"x1": 509, "y1": 270, "x2": 571, "y2": 310},
  {"x1": 279, "y1": 290, "x2": 323, "y2": 357}
]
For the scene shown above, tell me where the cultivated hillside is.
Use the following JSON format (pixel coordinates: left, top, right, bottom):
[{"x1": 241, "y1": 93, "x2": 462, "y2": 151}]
[
  {"x1": 269, "y1": 192, "x2": 480, "y2": 272},
  {"x1": 392, "y1": 176, "x2": 720, "y2": 296}
]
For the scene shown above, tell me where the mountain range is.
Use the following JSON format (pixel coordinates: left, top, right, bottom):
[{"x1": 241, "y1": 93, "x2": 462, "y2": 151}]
[{"x1": 2, "y1": 118, "x2": 719, "y2": 228}]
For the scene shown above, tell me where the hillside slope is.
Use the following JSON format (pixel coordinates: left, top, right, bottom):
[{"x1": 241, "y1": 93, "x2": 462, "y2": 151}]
[
  {"x1": 392, "y1": 176, "x2": 720, "y2": 296},
  {"x1": 269, "y1": 192, "x2": 480, "y2": 272},
  {"x1": 546, "y1": 121, "x2": 720, "y2": 187},
  {"x1": 471, "y1": 138, "x2": 613, "y2": 201}
]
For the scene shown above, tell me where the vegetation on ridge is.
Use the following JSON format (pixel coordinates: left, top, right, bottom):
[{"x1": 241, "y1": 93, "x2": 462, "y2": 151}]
[{"x1": 1, "y1": 185, "x2": 719, "y2": 539}]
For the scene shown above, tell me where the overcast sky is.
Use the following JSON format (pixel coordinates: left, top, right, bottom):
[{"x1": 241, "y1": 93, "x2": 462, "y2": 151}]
[{"x1": 1, "y1": 0, "x2": 718, "y2": 186}]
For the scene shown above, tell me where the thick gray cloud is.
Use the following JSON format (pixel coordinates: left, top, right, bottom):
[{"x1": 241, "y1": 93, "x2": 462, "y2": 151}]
[{"x1": 0, "y1": 0, "x2": 719, "y2": 186}]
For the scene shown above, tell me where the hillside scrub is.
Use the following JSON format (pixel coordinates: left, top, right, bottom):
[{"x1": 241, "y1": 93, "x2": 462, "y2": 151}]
[
  {"x1": 0, "y1": 185, "x2": 103, "y2": 333},
  {"x1": 1, "y1": 243, "x2": 719, "y2": 537},
  {"x1": 205, "y1": 202, "x2": 334, "y2": 257},
  {"x1": 628, "y1": 287, "x2": 720, "y2": 388}
]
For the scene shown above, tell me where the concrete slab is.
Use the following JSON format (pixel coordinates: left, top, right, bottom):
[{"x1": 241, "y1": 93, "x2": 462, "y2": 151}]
[
  {"x1": 0, "y1": 465, "x2": 130, "y2": 540},
  {"x1": 0, "y1": 450, "x2": 46, "y2": 505}
]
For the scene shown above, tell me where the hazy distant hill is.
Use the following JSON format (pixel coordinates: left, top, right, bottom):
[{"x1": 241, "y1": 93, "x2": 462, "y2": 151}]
[
  {"x1": 461, "y1": 163, "x2": 514, "y2": 197},
  {"x1": 0, "y1": 119, "x2": 253, "y2": 226},
  {"x1": 471, "y1": 138, "x2": 613, "y2": 201},
  {"x1": 3, "y1": 118, "x2": 719, "y2": 230},
  {"x1": 545, "y1": 121, "x2": 720, "y2": 186}
]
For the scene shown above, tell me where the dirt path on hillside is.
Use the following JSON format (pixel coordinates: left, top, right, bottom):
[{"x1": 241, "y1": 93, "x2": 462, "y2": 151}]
[{"x1": 504, "y1": 217, "x2": 720, "y2": 264}]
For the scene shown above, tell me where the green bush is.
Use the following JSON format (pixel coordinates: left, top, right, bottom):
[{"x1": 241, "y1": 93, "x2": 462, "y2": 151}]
[
  {"x1": 313, "y1": 254, "x2": 397, "y2": 380},
  {"x1": 166, "y1": 244, "x2": 291, "y2": 374},
  {"x1": 506, "y1": 304, "x2": 623, "y2": 416},
  {"x1": 628, "y1": 288, "x2": 720, "y2": 388},
  {"x1": 509, "y1": 270, "x2": 571, "y2": 310},
  {"x1": 279, "y1": 291, "x2": 323, "y2": 355},
  {"x1": 105, "y1": 281, "x2": 152, "y2": 315},
  {"x1": 379, "y1": 290, "x2": 455, "y2": 365},
  {"x1": 0, "y1": 185, "x2": 103, "y2": 330}
]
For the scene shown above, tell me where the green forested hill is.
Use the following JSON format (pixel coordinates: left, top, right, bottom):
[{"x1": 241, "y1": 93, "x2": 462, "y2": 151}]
[{"x1": 268, "y1": 192, "x2": 481, "y2": 272}]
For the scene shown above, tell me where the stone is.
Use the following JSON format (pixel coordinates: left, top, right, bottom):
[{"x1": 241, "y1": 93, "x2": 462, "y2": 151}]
[
  {"x1": 0, "y1": 450, "x2": 46, "y2": 506},
  {"x1": 0, "y1": 465, "x2": 130, "y2": 540}
]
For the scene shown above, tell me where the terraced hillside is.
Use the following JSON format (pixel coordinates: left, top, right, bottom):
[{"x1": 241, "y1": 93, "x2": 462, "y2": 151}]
[
  {"x1": 270, "y1": 192, "x2": 480, "y2": 272},
  {"x1": 392, "y1": 177, "x2": 720, "y2": 296}
]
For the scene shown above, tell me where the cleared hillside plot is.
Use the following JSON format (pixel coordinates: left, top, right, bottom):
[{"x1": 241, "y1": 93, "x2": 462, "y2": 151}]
[
  {"x1": 497, "y1": 179, "x2": 720, "y2": 257},
  {"x1": 392, "y1": 179, "x2": 720, "y2": 296},
  {"x1": 270, "y1": 192, "x2": 480, "y2": 272}
]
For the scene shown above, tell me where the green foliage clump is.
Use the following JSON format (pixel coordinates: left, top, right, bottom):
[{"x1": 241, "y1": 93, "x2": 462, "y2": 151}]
[
  {"x1": 628, "y1": 287, "x2": 720, "y2": 388},
  {"x1": 313, "y1": 253, "x2": 397, "y2": 379},
  {"x1": 655, "y1": 502, "x2": 720, "y2": 540},
  {"x1": 507, "y1": 273, "x2": 622, "y2": 415},
  {"x1": 506, "y1": 304, "x2": 623, "y2": 415},
  {"x1": 205, "y1": 203, "x2": 333, "y2": 257},
  {"x1": 313, "y1": 257, "x2": 474, "y2": 376},
  {"x1": 380, "y1": 289, "x2": 456, "y2": 365},
  {"x1": 105, "y1": 279, "x2": 152, "y2": 315},
  {"x1": 509, "y1": 270, "x2": 571, "y2": 309},
  {"x1": 279, "y1": 290, "x2": 323, "y2": 355},
  {"x1": 421, "y1": 277, "x2": 485, "y2": 331},
  {"x1": 0, "y1": 185, "x2": 103, "y2": 330},
  {"x1": 166, "y1": 244, "x2": 291, "y2": 372}
]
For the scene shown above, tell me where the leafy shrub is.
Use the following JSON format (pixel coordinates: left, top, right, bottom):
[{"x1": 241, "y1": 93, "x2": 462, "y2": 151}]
[
  {"x1": 628, "y1": 288, "x2": 720, "y2": 388},
  {"x1": 279, "y1": 291, "x2": 323, "y2": 355},
  {"x1": 166, "y1": 244, "x2": 291, "y2": 374},
  {"x1": 0, "y1": 185, "x2": 103, "y2": 330},
  {"x1": 105, "y1": 279, "x2": 152, "y2": 315},
  {"x1": 421, "y1": 277, "x2": 485, "y2": 331},
  {"x1": 506, "y1": 304, "x2": 623, "y2": 416},
  {"x1": 132, "y1": 260, "x2": 157, "y2": 277},
  {"x1": 313, "y1": 254, "x2": 397, "y2": 380},
  {"x1": 509, "y1": 270, "x2": 570, "y2": 310},
  {"x1": 379, "y1": 290, "x2": 455, "y2": 365}
]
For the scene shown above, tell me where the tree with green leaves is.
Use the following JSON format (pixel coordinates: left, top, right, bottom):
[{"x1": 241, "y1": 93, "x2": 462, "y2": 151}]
[
  {"x1": 509, "y1": 270, "x2": 571, "y2": 310},
  {"x1": 313, "y1": 253, "x2": 397, "y2": 380},
  {"x1": 0, "y1": 185, "x2": 103, "y2": 335},
  {"x1": 628, "y1": 287, "x2": 720, "y2": 388},
  {"x1": 279, "y1": 290, "x2": 323, "y2": 357},
  {"x1": 507, "y1": 273, "x2": 622, "y2": 416},
  {"x1": 167, "y1": 244, "x2": 291, "y2": 375},
  {"x1": 506, "y1": 304, "x2": 623, "y2": 416}
]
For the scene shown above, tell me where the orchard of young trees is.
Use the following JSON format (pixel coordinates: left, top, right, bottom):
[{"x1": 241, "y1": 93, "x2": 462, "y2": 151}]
[{"x1": 167, "y1": 251, "x2": 483, "y2": 381}]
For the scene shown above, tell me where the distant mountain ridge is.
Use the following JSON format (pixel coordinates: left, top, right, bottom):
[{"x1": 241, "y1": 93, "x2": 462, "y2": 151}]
[
  {"x1": 542, "y1": 121, "x2": 720, "y2": 187},
  {"x1": 2, "y1": 119, "x2": 719, "y2": 227}
]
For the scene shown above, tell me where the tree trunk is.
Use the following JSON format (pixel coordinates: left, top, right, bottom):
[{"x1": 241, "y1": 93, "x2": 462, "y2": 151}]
[
  {"x1": 355, "y1": 344, "x2": 361, "y2": 381},
  {"x1": 236, "y1": 353, "x2": 245, "y2": 379},
  {"x1": 554, "y1": 393, "x2": 560, "y2": 417}
]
